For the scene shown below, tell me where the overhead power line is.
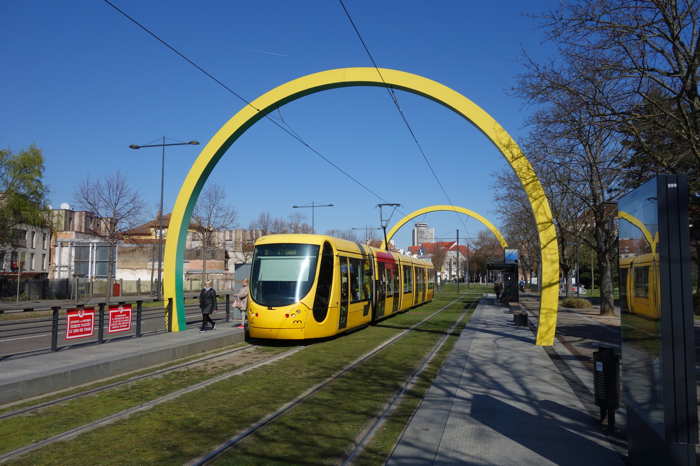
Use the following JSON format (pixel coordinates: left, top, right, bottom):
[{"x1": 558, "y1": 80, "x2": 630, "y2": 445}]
[
  {"x1": 338, "y1": 1, "x2": 459, "y2": 207},
  {"x1": 338, "y1": 0, "x2": 471, "y2": 231},
  {"x1": 103, "y1": 0, "x2": 389, "y2": 203}
]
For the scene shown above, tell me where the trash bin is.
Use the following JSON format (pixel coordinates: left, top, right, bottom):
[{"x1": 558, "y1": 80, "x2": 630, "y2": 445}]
[
  {"x1": 112, "y1": 282, "x2": 121, "y2": 297},
  {"x1": 593, "y1": 346, "x2": 619, "y2": 432}
]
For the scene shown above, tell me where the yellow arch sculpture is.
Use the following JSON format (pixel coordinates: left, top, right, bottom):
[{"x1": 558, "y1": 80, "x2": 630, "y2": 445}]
[
  {"x1": 382, "y1": 205, "x2": 508, "y2": 250},
  {"x1": 618, "y1": 210, "x2": 658, "y2": 254},
  {"x1": 163, "y1": 67, "x2": 560, "y2": 346}
]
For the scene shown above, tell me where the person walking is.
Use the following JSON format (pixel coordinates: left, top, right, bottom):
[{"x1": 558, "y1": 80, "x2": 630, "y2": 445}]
[
  {"x1": 199, "y1": 280, "x2": 217, "y2": 331},
  {"x1": 234, "y1": 279, "x2": 249, "y2": 327}
]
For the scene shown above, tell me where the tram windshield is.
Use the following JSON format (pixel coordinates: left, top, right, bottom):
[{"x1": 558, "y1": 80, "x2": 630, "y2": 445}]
[{"x1": 250, "y1": 243, "x2": 320, "y2": 307}]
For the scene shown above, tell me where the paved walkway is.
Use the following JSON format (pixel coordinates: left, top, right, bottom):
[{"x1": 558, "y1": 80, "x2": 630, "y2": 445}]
[{"x1": 388, "y1": 297, "x2": 624, "y2": 465}]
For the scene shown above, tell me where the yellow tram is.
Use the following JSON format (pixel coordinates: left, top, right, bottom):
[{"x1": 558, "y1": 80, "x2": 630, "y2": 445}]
[
  {"x1": 247, "y1": 234, "x2": 434, "y2": 340},
  {"x1": 619, "y1": 253, "x2": 660, "y2": 320}
]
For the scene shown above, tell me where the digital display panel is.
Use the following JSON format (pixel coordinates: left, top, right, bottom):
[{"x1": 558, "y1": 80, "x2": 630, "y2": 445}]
[{"x1": 618, "y1": 178, "x2": 664, "y2": 435}]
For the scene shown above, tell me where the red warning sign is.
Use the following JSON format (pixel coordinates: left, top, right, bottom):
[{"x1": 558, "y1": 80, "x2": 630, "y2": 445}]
[
  {"x1": 108, "y1": 304, "x2": 132, "y2": 334},
  {"x1": 66, "y1": 308, "x2": 95, "y2": 340}
]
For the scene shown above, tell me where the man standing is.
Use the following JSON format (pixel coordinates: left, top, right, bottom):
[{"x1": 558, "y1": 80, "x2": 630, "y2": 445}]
[{"x1": 199, "y1": 280, "x2": 217, "y2": 331}]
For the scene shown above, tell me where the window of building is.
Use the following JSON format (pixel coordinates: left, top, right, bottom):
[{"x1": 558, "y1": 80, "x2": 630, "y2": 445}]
[
  {"x1": 0, "y1": 251, "x2": 5, "y2": 271},
  {"x1": 95, "y1": 245, "x2": 112, "y2": 278},
  {"x1": 31, "y1": 231, "x2": 36, "y2": 249},
  {"x1": 42, "y1": 254, "x2": 47, "y2": 271},
  {"x1": 74, "y1": 245, "x2": 90, "y2": 276},
  {"x1": 42, "y1": 233, "x2": 48, "y2": 249},
  {"x1": 20, "y1": 252, "x2": 26, "y2": 271},
  {"x1": 29, "y1": 253, "x2": 35, "y2": 271}
]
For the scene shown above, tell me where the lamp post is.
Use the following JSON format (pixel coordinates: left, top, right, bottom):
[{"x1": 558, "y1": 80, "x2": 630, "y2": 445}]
[
  {"x1": 129, "y1": 138, "x2": 199, "y2": 298},
  {"x1": 292, "y1": 201, "x2": 334, "y2": 234}
]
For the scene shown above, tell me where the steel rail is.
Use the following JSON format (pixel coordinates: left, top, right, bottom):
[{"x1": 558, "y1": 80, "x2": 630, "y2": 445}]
[
  {"x1": 341, "y1": 297, "x2": 477, "y2": 465},
  {"x1": 0, "y1": 343, "x2": 253, "y2": 420}
]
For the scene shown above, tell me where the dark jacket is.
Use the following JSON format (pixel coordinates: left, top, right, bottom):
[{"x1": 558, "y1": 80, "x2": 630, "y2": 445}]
[{"x1": 199, "y1": 288, "x2": 217, "y2": 314}]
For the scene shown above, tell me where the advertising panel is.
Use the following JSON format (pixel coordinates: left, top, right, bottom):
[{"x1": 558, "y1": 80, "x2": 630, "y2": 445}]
[
  {"x1": 65, "y1": 308, "x2": 96, "y2": 340},
  {"x1": 108, "y1": 304, "x2": 132, "y2": 334}
]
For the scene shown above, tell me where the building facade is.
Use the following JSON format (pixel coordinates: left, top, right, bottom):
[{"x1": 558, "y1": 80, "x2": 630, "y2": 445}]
[
  {"x1": 0, "y1": 224, "x2": 51, "y2": 276},
  {"x1": 411, "y1": 222, "x2": 435, "y2": 246}
]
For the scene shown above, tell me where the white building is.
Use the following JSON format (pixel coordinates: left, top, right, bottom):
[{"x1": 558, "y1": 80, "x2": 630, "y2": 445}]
[{"x1": 411, "y1": 222, "x2": 435, "y2": 246}]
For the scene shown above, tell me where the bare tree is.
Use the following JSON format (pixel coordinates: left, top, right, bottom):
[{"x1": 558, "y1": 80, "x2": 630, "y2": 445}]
[
  {"x1": 191, "y1": 184, "x2": 238, "y2": 282},
  {"x1": 430, "y1": 244, "x2": 449, "y2": 274},
  {"x1": 74, "y1": 171, "x2": 144, "y2": 303}
]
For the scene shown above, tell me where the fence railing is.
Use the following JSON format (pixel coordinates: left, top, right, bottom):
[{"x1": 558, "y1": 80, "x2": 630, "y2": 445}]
[{"x1": 0, "y1": 293, "x2": 242, "y2": 359}]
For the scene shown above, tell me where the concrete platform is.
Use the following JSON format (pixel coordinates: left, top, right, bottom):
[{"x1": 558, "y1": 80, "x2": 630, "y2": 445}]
[
  {"x1": 0, "y1": 325, "x2": 245, "y2": 404},
  {"x1": 388, "y1": 298, "x2": 625, "y2": 465}
]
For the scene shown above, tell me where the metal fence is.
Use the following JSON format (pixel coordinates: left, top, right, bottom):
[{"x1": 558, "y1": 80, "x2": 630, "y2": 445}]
[{"x1": 0, "y1": 293, "x2": 242, "y2": 359}]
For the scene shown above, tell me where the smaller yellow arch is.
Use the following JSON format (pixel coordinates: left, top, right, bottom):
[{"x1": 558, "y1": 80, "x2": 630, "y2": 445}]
[
  {"x1": 382, "y1": 205, "x2": 508, "y2": 249},
  {"x1": 618, "y1": 210, "x2": 658, "y2": 254}
]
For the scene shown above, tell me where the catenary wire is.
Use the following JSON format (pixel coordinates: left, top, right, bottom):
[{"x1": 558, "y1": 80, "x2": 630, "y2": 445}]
[
  {"x1": 103, "y1": 0, "x2": 390, "y2": 204},
  {"x1": 338, "y1": 0, "x2": 472, "y2": 232}
]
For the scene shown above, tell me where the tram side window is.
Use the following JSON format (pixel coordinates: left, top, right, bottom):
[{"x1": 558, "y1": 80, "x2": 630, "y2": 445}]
[
  {"x1": 313, "y1": 242, "x2": 334, "y2": 322},
  {"x1": 403, "y1": 265, "x2": 412, "y2": 293},
  {"x1": 428, "y1": 271, "x2": 434, "y2": 290},
  {"x1": 362, "y1": 260, "x2": 372, "y2": 300},
  {"x1": 634, "y1": 266, "x2": 649, "y2": 298},
  {"x1": 393, "y1": 265, "x2": 400, "y2": 296},
  {"x1": 384, "y1": 264, "x2": 396, "y2": 296},
  {"x1": 350, "y1": 258, "x2": 365, "y2": 302},
  {"x1": 340, "y1": 258, "x2": 349, "y2": 302}
]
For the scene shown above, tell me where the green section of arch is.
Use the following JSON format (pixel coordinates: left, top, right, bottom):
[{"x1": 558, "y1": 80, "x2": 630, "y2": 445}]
[
  {"x1": 163, "y1": 67, "x2": 560, "y2": 345},
  {"x1": 382, "y1": 205, "x2": 508, "y2": 249}
]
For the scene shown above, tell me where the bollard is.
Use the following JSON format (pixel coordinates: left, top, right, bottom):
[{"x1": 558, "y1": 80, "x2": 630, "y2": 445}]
[
  {"x1": 167, "y1": 298, "x2": 173, "y2": 332},
  {"x1": 98, "y1": 303, "x2": 105, "y2": 344},
  {"x1": 136, "y1": 300, "x2": 143, "y2": 337},
  {"x1": 51, "y1": 306, "x2": 60, "y2": 352},
  {"x1": 225, "y1": 294, "x2": 231, "y2": 323}
]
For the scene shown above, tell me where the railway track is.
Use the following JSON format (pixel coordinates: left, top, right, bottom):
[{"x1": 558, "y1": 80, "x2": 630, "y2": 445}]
[
  {"x1": 188, "y1": 295, "x2": 469, "y2": 465},
  {"x1": 0, "y1": 291, "x2": 477, "y2": 464},
  {"x1": 0, "y1": 346, "x2": 303, "y2": 463},
  {"x1": 0, "y1": 343, "x2": 255, "y2": 420}
]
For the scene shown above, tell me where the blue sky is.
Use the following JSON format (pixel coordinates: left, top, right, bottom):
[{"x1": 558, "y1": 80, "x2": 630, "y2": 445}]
[{"x1": 2, "y1": 0, "x2": 558, "y2": 248}]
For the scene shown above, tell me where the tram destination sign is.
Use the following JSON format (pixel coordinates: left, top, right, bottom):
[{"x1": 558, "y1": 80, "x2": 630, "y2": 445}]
[
  {"x1": 65, "y1": 308, "x2": 96, "y2": 340},
  {"x1": 108, "y1": 304, "x2": 132, "y2": 334}
]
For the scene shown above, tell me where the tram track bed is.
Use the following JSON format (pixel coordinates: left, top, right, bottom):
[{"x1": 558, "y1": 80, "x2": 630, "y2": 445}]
[{"x1": 3, "y1": 286, "x2": 484, "y2": 465}]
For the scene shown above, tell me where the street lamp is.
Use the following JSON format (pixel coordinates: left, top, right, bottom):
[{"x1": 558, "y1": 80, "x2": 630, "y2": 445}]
[
  {"x1": 292, "y1": 201, "x2": 334, "y2": 234},
  {"x1": 129, "y1": 138, "x2": 199, "y2": 298}
]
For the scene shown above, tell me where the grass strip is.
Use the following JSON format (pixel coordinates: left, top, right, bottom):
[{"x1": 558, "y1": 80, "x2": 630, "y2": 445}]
[
  {"x1": 354, "y1": 295, "x2": 480, "y2": 465},
  {"x1": 0, "y1": 344, "x2": 282, "y2": 455},
  {"x1": 7, "y1": 289, "x2": 471, "y2": 465},
  {"x1": 212, "y1": 290, "x2": 482, "y2": 465}
]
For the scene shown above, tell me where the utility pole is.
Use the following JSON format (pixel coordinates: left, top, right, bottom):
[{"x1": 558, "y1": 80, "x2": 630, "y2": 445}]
[
  {"x1": 292, "y1": 201, "x2": 334, "y2": 234},
  {"x1": 456, "y1": 229, "x2": 459, "y2": 293},
  {"x1": 377, "y1": 203, "x2": 401, "y2": 250}
]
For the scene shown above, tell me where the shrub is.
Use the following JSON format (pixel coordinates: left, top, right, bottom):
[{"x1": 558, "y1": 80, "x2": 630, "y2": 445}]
[{"x1": 560, "y1": 297, "x2": 592, "y2": 309}]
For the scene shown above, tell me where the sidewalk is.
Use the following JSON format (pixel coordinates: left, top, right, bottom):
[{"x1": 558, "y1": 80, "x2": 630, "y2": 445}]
[
  {"x1": 0, "y1": 324, "x2": 245, "y2": 405},
  {"x1": 388, "y1": 297, "x2": 624, "y2": 465}
]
